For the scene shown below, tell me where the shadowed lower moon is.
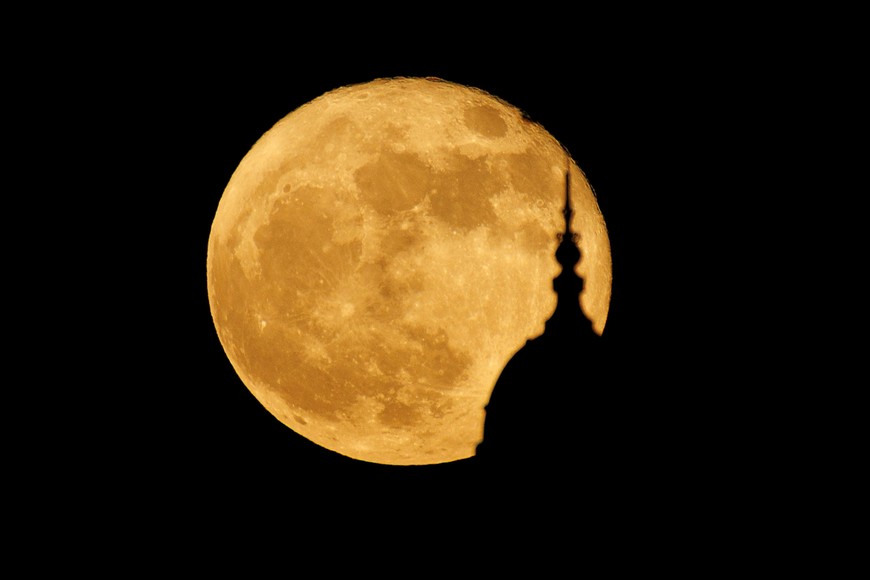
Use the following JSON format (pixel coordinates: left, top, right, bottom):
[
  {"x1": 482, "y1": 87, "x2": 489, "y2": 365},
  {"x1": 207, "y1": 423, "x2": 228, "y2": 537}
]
[{"x1": 207, "y1": 77, "x2": 611, "y2": 465}]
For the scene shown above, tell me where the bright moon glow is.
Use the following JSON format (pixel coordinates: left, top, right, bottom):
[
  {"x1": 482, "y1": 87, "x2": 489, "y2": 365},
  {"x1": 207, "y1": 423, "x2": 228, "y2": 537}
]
[{"x1": 207, "y1": 77, "x2": 611, "y2": 465}]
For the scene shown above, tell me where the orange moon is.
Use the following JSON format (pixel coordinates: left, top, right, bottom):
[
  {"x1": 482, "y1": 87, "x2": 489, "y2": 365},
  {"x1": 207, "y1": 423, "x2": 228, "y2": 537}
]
[{"x1": 207, "y1": 77, "x2": 611, "y2": 465}]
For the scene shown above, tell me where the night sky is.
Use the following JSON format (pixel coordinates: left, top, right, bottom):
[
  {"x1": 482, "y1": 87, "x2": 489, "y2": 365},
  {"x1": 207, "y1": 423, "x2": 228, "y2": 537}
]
[
  {"x1": 73, "y1": 32, "x2": 759, "y2": 546},
  {"x1": 17, "y1": 10, "x2": 837, "y2": 567}
]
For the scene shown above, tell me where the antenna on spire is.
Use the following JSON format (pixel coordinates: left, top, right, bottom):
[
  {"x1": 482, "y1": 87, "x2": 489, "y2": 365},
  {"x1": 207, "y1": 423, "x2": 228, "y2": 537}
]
[
  {"x1": 560, "y1": 160, "x2": 576, "y2": 244},
  {"x1": 563, "y1": 163, "x2": 573, "y2": 231}
]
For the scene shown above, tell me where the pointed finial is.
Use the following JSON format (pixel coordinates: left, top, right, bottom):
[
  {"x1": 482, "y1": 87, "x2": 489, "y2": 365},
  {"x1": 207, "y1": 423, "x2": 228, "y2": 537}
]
[
  {"x1": 563, "y1": 164, "x2": 573, "y2": 231},
  {"x1": 555, "y1": 162, "x2": 581, "y2": 269}
]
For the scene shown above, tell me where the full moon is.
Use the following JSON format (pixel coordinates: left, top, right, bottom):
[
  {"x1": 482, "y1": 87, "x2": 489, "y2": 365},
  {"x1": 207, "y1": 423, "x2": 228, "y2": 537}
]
[{"x1": 207, "y1": 77, "x2": 611, "y2": 465}]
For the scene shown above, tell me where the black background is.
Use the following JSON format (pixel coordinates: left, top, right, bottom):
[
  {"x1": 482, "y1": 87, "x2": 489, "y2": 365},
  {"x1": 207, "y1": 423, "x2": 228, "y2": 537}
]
[
  {"x1": 52, "y1": 22, "x2": 774, "y2": 553},
  {"x1": 16, "y1": 11, "x2": 854, "y2": 569}
]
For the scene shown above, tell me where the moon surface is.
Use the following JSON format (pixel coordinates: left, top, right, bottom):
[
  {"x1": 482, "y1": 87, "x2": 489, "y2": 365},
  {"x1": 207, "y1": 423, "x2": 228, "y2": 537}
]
[{"x1": 207, "y1": 77, "x2": 611, "y2": 465}]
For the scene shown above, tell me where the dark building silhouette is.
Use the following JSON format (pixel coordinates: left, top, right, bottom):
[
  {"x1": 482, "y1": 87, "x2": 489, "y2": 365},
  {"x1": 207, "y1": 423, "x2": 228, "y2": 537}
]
[
  {"x1": 475, "y1": 170, "x2": 602, "y2": 455},
  {"x1": 471, "y1": 169, "x2": 701, "y2": 527},
  {"x1": 475, "y1": 168, "x2": 608, "y2": 495},
  {"x1": 463, "y1": 166, "x2": 740, "y2": 541}
]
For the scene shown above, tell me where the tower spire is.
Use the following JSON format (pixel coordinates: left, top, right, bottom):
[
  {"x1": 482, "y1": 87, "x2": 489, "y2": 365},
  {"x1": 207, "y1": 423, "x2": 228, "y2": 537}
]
[
  {"x1": 474, "y1": 161, "x2": 601, "y2": 470},
  {"x1": 552, "y1": 165, "x2": 583, "y2": 299}
]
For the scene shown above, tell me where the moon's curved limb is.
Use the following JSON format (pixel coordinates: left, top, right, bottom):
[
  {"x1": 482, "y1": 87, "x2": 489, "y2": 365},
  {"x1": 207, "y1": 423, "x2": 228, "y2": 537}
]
[{"x1": 207, "y1": 78, "x2": 611, "y2": 465}]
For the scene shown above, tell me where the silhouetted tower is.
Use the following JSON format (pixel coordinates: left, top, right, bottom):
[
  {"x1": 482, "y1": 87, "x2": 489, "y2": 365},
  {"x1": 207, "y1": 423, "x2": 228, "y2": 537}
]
[
  {"x1": 548, "y1": 168, "x2": 596, "y2": 339},
  {"x1": 476, "y1": 167, "x2": 602, "y2": 481}
]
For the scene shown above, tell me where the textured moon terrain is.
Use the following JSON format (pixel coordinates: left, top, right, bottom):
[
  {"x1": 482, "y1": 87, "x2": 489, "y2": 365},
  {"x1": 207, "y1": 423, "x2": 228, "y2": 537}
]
[{"x1": 207, "y1": 77, "x2": 611, "y2": 465}]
